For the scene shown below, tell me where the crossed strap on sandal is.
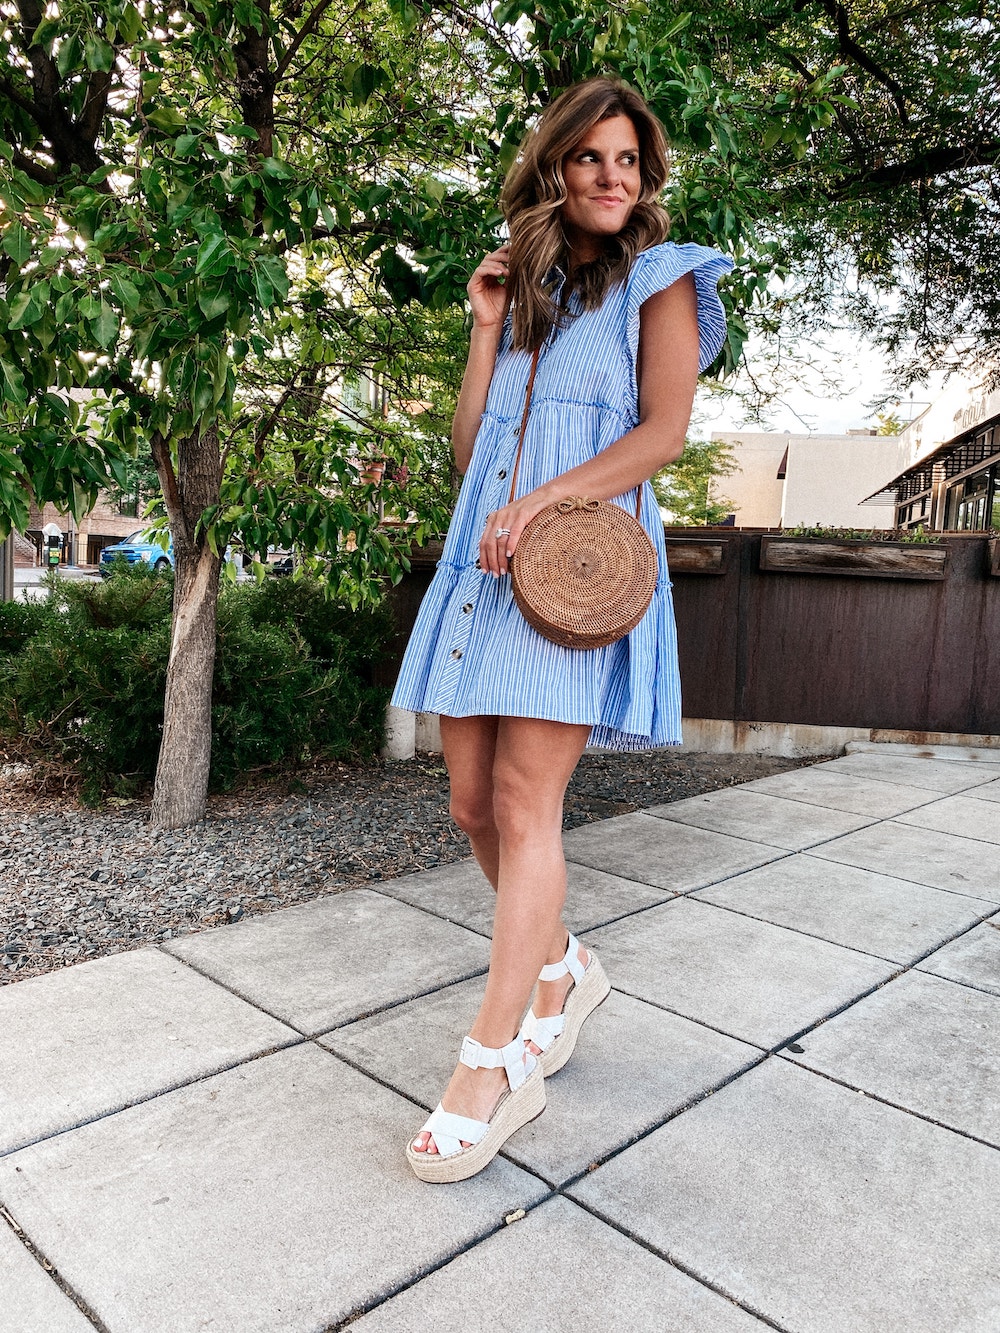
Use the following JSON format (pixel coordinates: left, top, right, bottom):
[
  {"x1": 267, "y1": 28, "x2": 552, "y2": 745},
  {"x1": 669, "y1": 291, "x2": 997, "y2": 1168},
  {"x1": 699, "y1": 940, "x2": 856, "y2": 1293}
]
[
  {"x1": 519, "y1": 932, "x2": 611, "y2": 1076},
  {"x1": 406, "y1": 1034, "x2": 545, "y2": 1184}
]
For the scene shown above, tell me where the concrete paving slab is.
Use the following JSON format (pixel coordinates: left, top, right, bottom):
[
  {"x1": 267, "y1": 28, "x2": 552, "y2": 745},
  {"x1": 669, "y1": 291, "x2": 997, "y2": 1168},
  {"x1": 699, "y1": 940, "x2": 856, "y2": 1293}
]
[
  {"x1": 163, "y1": 889, "x2": 488, "y2": 1035},
  {"x1": 811, "y1": 821, "x2": 1000, "y2": 901},
  {"x1": 0, "y1": 1222, "x2": 94, "y2": 1333},
  {"x1": 646, "y1": 787, "x2": 876, "y2": 849},
  {"x1": 0, "y1": 947, "x2": 299, "y2": 1155},
  {"x1": 809, "y1": 751, "x2": 1000, "y2": 794},
  {"x1": 782, "y1": 970, "x2": 1000, "y2": 1146},
  {"x1": 583, "y1": 898, "x2": 893, "y2": 1048},
  {"x1": 562, "y1": 813, "x2": 784, "y2": 893},
  {"x1": 893, "y1": 793, "x2": 1000, "y2": 844},
  {"x1": 324, "y1": 978, "x2": 760, "y2": 1185},
  {"x1": 845, "y1": 741, "x2": 1000, "y2": 764},
  {"x1": 692, "y1": 854, "x2": 994, "y2": 963},
  {"x1": 917, "y1": 922, "x2": 1000, "y2": 996},
  {"x1": 570, "y1": 1058, "x2": 1000, "y2": 1333},
  {"x1": 745, "y1": 766, "x2": 937, "y2": 818},
  {"x1": 376, "y1": 858, "x2": 671, "y2": 938},
  {"x1": 967, "y1": 777, "x2": 1000, "y2": 803},
  {"x1": 0, "y1": 1045, "x2": 549, "y2": 1333},
  {"x1": 350, "y1": 1196, "x2": 768, "y2": 1332}
]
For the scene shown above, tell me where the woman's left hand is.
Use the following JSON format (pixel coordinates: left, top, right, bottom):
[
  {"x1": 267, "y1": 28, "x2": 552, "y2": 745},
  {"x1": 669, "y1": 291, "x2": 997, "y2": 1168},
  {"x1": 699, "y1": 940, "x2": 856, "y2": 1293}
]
[{"x1": 480, "y1": 494, "x2": 551, "y2": 577}]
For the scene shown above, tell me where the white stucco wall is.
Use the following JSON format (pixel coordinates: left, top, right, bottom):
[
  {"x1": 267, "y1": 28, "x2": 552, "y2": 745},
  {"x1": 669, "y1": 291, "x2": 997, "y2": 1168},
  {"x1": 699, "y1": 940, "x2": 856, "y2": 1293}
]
[
  {"x1": 711, "y1": 431, "x2": 897, "y2": 528},
  {"x1": 780, "y1": 435, "x2": 899, "y2": 528},
  {"x1": 709, "y1": 432, "x2": 787, "y2": 527}
]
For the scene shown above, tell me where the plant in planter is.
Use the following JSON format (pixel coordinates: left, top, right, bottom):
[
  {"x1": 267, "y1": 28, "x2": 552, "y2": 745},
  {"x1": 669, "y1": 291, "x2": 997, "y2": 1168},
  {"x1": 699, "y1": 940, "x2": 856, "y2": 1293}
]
[{"x1": 358, "y1": 456, "x2": 387, "y2": 485}]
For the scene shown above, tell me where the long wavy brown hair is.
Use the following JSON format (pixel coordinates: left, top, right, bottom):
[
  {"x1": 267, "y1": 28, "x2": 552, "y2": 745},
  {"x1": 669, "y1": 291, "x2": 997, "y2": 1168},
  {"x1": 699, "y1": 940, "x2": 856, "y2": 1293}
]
[{"x1": 500, "y1": 79, "x2": 671, "y2": 351}]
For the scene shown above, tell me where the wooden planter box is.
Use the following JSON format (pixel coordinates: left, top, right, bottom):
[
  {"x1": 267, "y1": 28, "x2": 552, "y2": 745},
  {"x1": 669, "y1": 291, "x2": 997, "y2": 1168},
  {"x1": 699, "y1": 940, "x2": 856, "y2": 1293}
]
[
  {"x1": 665, "y1": 537, "x2": 730, "y2": 575},
  {"x1": 759, "y1": 536, "x2": 948, "y2": 580}
]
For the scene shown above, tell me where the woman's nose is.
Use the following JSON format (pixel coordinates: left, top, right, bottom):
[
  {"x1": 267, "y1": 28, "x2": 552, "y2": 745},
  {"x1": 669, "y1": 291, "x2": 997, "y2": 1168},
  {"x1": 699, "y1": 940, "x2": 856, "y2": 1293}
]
[{"x1": 597, "y1": 158, "x2": 621, "y2": 185}]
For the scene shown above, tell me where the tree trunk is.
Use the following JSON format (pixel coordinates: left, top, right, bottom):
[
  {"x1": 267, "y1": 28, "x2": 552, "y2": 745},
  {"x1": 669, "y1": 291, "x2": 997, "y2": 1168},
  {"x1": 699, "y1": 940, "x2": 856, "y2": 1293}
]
[{"x1": 150, "y1": 425, "x2": 223, "y2": 829}]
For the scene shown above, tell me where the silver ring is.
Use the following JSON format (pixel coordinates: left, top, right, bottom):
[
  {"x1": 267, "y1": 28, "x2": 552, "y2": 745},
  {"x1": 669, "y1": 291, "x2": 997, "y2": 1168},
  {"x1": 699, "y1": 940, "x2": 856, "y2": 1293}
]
[{"x1": 494, "y1": 527, "x2": 511, "y2": 539}]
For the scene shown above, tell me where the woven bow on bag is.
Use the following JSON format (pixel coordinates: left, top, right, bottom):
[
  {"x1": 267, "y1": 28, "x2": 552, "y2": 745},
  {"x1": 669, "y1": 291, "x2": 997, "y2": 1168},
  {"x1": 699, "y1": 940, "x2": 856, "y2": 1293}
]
[{"x1": 507, "y1": 352, "x2": 657, "y2": 650}]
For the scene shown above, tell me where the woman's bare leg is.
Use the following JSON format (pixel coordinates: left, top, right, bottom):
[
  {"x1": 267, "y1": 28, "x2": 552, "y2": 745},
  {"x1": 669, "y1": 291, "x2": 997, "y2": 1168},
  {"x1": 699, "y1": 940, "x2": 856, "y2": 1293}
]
[
  {"x1": 439, "y1": 714, "x2": 501, "y2": 889},
  {"x1": 439, "y1": 712, "x2": 581, "y2": 1014},
  {"x1": 413, "y1": 715, "x2": 590, "y2": 1154}
]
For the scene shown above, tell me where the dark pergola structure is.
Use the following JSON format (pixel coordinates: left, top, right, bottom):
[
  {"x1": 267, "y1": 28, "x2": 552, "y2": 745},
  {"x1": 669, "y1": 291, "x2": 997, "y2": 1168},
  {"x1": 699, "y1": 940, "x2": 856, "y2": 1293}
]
[{"x1": 865, "y1": 411, "x2": 1000, "y2": 532}]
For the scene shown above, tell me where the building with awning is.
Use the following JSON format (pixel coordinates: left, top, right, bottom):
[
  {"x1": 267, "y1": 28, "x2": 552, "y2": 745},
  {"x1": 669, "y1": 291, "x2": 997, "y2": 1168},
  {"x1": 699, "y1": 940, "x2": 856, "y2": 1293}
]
[{"x1": 863, "y1": 379, "x2": 1000, "y2": 531}]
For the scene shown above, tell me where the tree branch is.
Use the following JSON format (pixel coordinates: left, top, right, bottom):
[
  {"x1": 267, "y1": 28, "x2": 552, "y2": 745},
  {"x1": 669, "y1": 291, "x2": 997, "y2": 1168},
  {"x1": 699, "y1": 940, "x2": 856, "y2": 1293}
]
[
  {"x1": 808, "y1": 0, "x2": 910, "y2": 124},
  {"x1": 833, "y1": 138, "x2": 1000, "y2": 195},
  {"x1": 234, "y1": 3, "x2": 276, "y2": 160},
  {"x1": 11, "y1": 146, "x2": 57, "y2": 186},
  {"x1": 273, "y1": 0, "x2": 343, "y2": 79},
  {"x1": 78, "y1": 68, "x2": 113, "y2": 143},
  {"x1": 150, "y1": 431, "x2": 184, "y2": 537}
]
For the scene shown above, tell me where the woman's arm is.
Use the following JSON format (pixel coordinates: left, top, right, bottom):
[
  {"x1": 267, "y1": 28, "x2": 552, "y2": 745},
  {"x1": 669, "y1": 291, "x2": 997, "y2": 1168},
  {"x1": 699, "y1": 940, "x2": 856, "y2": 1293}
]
[
  {"x1": 479, "y1": 271, "x2": 700, "y2": 576},
  {"x1": 451, "y1": 246, "x2": 512, "y2": 474}
]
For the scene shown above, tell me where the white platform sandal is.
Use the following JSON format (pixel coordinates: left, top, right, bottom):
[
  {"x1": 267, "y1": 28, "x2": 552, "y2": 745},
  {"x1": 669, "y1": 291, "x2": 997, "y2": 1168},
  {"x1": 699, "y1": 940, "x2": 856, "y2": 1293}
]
[
  {"x1": 406, "y1": 1034, "x2": 545, "y2": 1183},
  {"x1": 519, "y1": 933, "x2": 611, "y2": 1076}
]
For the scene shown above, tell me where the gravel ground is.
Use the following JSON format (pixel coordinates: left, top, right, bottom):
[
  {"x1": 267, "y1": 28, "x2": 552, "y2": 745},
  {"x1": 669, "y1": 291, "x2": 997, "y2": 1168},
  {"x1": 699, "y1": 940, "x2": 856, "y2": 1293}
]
[{"x1": 0, "y1": 749, "x2": 820, "y2": 985}]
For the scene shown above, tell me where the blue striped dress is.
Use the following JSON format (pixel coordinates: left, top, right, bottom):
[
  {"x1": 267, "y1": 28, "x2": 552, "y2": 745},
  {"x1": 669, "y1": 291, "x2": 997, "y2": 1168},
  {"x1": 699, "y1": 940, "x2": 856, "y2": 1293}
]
[{"x1": 391, "y1": 241, "x2": 734, "y2": 750}]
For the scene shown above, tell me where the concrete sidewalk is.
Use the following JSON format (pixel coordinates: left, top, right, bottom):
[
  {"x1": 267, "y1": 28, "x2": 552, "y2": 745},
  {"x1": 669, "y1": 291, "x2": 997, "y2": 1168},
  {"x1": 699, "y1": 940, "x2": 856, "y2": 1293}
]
[{"x1": 2, "y1": 743, "x2": 999, "y2": 1332}]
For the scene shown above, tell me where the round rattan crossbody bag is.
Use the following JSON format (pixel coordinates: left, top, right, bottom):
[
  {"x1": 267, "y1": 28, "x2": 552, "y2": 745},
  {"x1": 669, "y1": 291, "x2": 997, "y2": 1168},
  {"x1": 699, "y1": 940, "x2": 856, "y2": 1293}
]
[{"x1": 507, "y1": 349, "x2": 658, "y2": 650}]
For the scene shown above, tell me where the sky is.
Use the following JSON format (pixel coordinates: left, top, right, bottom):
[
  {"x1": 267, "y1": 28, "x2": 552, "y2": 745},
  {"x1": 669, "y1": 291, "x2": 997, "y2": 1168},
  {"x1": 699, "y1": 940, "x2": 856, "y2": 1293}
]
[{"x1": 693, "y1": 330, "x2": 942, "y2": 439}]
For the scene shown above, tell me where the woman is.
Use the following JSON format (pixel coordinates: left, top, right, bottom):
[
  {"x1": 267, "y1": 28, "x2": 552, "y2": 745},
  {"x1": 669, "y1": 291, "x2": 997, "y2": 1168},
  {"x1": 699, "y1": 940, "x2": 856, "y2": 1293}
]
[{"x1": 393, "y1": 78, "x2": 732, "y2": 1182}]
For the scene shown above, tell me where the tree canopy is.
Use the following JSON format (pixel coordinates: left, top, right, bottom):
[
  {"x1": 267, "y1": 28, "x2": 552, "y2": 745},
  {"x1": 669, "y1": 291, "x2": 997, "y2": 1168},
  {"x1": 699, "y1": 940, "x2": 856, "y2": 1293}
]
[
  {"x1": 0, "y1": 0, "x2": 996, "y2": 821},
  {"x1": 1, "y1": 0, "x2": 997, "y2": 546}
]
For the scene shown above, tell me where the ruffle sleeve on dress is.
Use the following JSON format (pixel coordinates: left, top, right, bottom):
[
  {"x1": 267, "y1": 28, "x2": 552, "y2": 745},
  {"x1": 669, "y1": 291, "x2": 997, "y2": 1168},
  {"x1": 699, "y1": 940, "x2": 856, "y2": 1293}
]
[{"x1": 625, "y1": 241, "x2": 734, "y2": 375}]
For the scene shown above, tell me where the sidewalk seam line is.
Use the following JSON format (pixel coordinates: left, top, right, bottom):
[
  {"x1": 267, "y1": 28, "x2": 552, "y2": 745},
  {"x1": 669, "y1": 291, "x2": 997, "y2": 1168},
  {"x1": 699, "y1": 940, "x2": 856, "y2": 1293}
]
[
  {"x1": 773, "y1": 1056, "x2": 1000, "y2": 1152},
  {"x1": 0, "y1": 1203, "x2": 112, "y2": 1333},
  {"x1": 558, "y1": 1192, "x2": 792, "y2": 1332},
  {"x1": 321, "y1": 1193, "x2": 557, "y2": 1333},
  {"x1": 0, "y1": 1041, "x2": 306, "y2": 1159}
]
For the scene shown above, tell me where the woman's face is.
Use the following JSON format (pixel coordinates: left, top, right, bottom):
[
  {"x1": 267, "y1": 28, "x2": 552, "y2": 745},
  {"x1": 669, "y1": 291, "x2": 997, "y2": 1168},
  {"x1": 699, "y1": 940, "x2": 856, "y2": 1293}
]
[{"x1": 560, "y1": 114, "x2": 642, "y2": 259}]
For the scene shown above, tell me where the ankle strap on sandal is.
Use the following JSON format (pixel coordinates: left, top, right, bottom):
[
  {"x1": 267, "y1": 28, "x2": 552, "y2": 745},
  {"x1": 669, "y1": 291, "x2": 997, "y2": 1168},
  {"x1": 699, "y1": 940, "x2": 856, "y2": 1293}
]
[
  {"x1": 539, "y1": 933, "x2": 585, "y2": 985},
  {"x1": 460, "y1": 1035, "x2": 527, "y2": 1091}
]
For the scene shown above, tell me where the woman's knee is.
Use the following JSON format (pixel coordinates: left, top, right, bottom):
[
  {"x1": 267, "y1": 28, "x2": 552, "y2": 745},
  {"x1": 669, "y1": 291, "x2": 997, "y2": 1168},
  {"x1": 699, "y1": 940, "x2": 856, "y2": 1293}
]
[
  {"x1": 449, "y1": 789, "x2": 497, "y2": 841},
  {"x1": 491, "y1": 767, "x2": 561, "y2": 843}
]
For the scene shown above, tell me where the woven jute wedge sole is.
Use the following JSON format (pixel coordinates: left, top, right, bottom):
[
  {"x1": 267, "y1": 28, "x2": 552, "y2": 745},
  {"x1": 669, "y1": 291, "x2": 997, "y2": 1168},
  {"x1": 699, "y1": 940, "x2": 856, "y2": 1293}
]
[
  {"x1": 539, "y1": 953, "x2": 611, "y2": 1077},
  {"x1": 405, "y1": 1062, "x2": 546, "y2": 1184}
]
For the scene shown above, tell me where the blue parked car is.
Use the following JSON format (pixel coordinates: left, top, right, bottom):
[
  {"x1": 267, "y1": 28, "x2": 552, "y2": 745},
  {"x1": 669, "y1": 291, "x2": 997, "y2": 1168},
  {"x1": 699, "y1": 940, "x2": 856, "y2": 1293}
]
[{"x1": 99, "y1": 530, "x2": 173, "y2": 575}]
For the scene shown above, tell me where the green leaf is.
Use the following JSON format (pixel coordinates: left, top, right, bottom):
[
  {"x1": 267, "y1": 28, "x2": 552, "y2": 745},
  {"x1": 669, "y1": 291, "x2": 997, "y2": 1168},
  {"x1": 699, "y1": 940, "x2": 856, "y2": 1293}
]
[
  {"x1": 257, "y1": 255, "x2": 289, "y2": 304},
  {"x1": 84, "y1": 36, "x2": 115, "y2": 73},
  {"x1": 351, "y1": 64, "x2": 380, "y2": 105},
  {"x1": 2, "y1": 223, "x2": 31, "y2": 267},
  {"x1": 195, "y1": 234, "x2": 229, "y2": 276},
  {"x1": 30, "y1": 17, "x2": 60, "y2": 49},
  {"x1": 174, "y1": 134, "x2": 200, "y2": 156},
  {"x1": 198, "y1": 286, "x2": 231, "y2": 319},
  {"x1": 260, "y1": 157, "x2": 295, "y2": 180},
  {"x1": 0, "y1": 358, "x2": 27, "y2": 404},
  {"x1": 146, "y1": 107, "x2": 186, "y2": 135},
  {"x1": 8, "y1": 291, "x2": 38, "y2": 329},
  {"x1": 109, "y1": 273, "x2": 141, "y2": 311},
  {"x1": 89, "y1": 301, "x2": 118, "y2": 348},
  {"x1": 56, "y1": 33, "x2": 82, "y2": 78}
]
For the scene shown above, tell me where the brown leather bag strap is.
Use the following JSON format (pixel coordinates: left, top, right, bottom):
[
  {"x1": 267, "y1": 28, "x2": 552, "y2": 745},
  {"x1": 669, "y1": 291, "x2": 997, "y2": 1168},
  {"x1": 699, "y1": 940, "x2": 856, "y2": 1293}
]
[
  {"x1": 506, "y1": 346, "x2": 643, "y2": 521},
  {"x1": 506, "y1": 347, "x2": 540, "y2": 507}
]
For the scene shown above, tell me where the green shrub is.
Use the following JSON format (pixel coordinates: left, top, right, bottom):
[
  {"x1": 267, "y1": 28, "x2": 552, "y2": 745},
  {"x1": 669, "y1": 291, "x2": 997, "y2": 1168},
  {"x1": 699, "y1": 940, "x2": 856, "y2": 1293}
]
[
  {"x1": 0, "y1": 568, "x2": 391, "y2": 800},
  {"x1": 0, "y1": 599, "x2": 60, "y2": 656}
]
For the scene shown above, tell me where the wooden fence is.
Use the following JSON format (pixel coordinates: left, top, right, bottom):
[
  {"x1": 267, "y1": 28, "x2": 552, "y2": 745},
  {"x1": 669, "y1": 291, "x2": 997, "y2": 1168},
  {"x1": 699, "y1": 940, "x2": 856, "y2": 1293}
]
[
  {"x1": 667, "y1": 530, "x2": 1000, "y2": 734},
  {"x1": 385, "y1": 531, "x2": 1000, "y2": 736}
]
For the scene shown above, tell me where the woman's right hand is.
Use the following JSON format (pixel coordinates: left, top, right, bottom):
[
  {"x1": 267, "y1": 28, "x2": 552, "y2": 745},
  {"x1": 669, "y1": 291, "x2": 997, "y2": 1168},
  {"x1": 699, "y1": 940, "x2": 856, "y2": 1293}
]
[{"x1": 467, "y1": 245, "x2": 511, "y2": 330}]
